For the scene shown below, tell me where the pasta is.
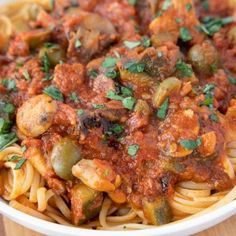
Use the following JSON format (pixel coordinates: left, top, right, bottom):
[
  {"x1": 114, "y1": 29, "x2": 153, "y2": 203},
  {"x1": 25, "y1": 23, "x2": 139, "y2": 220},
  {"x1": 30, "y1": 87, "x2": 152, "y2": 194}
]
[{"x1": 0, "y1": 0, "x2": 236, "y2": 231}]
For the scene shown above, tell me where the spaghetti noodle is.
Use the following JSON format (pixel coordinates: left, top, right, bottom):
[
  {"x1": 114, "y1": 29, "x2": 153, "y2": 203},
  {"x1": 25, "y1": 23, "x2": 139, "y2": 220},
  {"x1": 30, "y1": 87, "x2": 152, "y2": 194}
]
[{"x1": 0, "y1": 0, "x2": 236, "y2": 231}]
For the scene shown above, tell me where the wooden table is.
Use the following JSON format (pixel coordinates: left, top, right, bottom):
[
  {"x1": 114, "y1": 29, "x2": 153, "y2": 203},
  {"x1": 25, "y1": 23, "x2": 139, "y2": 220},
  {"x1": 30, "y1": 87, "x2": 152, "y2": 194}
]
[{"x1": 2, "y1": 214, "x2": 236, "y2": 236}]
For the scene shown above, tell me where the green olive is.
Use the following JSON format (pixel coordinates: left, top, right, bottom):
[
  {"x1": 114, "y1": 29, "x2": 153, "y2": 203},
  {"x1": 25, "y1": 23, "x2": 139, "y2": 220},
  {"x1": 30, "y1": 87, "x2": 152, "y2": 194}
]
[
  {"x1": 39, "y1": 44, "x2": 66, "y2": 66},
  {"x1": 51, "y1": 138, "x2": 82, "y2": 180},
  {"x1": 152, "y1": 77, "x2": 181, "y2": 108},
  {"x1": 143, "y1": 197, "x2": 172, "y2": 225},
  {"x1": 227, "y1": 26, "x2": 236, "y2": 44},
  {"x1": 71, "y1": 183, "x2": 103, "y2": 225},
  {"x1": 188, "y1": 40, "x2": 219, "y2": 75}
]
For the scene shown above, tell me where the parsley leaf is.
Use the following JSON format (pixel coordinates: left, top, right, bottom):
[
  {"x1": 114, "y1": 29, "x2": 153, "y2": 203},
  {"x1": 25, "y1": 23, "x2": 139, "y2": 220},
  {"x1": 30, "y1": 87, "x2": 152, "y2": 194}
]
[
  {"x1": 0, "y1": 118, "x2": 11, "y2": 134},
  {"x1": 157, "y1": 98, "x2": 169, "y2": 120},
  {"x1": 92, "y1": 104, "x2": 106, "y2": 109},
  {"x1": 75, "y1": 39, "x2": 82, "y2": 49},
  {"x1": 69, "y1": 92, "x2": 80, "y2": 103},
  {"x1": 3, "y1": 103, "x2": 15, "y2": 114},
  {"x1": 176, "y1": 60, "x2": 193, "y2": 77},
  {"x1": 203, "y1": 84, "x2": 215, "y2": 93},
  {"x1": 124, "y1": 61, "x2": 145, "y2": 73},
  {"x1": 179, "y1": 137, "x2": 202, "y2": 150},
  {"x1": 1, "y1": 79, "x2": 17, "y2": 92},
  {"x1": 14, "y1": 158, "x2": 27, "y2": 170},
  {"x1": 88, "y1": 69, "x2": 99, "y2": 78},
  {"x1": 102, "y1": 57, "x2": 117, "y2": 68},
  {"x1": 44, "y1": 42, "x2": 58, "y2": 48},
  {"x1": 162, "y1": 0, "x2": 172, "y2": 11},
  {"x1": 105, "y1": 69, "x2": 118, "y2": 79},
  {"x1": 0, "y1": 132, "x2": 18, "y2": 151},
  {"x1": 209, "y1": 113, "x2": 219, "y2": 123},
  {"x1": 127, "y1": 0, "x2": 137, "y2": 5},
  {"x1": 106, "y1": 91, "x2": 124, "y2": 101},
  {"x1": 121, "y1": 86, "x2": 133, "y2": 97},
  {"x1": 43, "y1": 86, "x2": 64, "y2": 101},
  {"x1": 122, "y1": 97, "x2": 136, "y2": 110},
  {"x1": 180, "y1": 27, "x2": 192, "y2": 42},
  {"x1": 124, "y1": 40, "x2": 141, "y2": 49},
  {"x1": 128, "y1": 144, "x2": 139, "y2": 157},
  {"x1": 142, "y1": 36, "x2": 151, "y2": 48},
  {"x1": 41, "y1": 53, "x2": 50, "y2": 73},
  {"x1": 228, "y1": 76, "x2": 236, "y2": 85},
  {"x1": 185, "y1": 3, "x2": 192, "y2": 11},
  {"x1": 7, "y1": 155, "x2": 21, "y2": 161},
  {"x1": 77, "y1": 109, "x2": 84, "y2": 116}
]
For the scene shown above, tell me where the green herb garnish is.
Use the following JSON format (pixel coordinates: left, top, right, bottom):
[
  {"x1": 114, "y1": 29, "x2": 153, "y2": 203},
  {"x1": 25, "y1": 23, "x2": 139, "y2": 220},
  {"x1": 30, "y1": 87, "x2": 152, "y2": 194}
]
[
  {"x1": 75, "y1": 39, "x2": 82, "y2": 49},
  {"x1": 180, "y1": 27, "x2": 192, "y2": 42},
  {"x1": 106, "y1": 90, "x2": 123, "y2": 101},
  {"x1": 8, "y1": 155, "x2": 21, "y2": 161},
  {"x1": 127, "y1": 0, "x2": 137, "y2": 5},
  {"x1": 185, "y1": 3, "x2": 192, "y2": 11},
  {"x1": 105, "y1": 69, "x2": 118, "y2": 79},
  {"x1": 88, "y1": 69, "x2": 99, "y2": 78},
  {"x1": 124, "y1": 61, "x2": 145, "y2": 73},
  {"x1": 23, "y1": 70, "x2": 31, "y2": 81},
  {"x1": 69, "y1": 92, "x2": 80, "y2": 103},
  {"x1": 122, "y1": 97, "x2": 136, "y2": 110},
  {"x1": 209, "y1": 113, "x2": 219, "y2": 123},
  {"x1": 157, "y1": 98, "x2": 169, "y2": 120},
  {"x1": 142, "y1": 36, "x2": 151, "y2": 48},
  {"x1": 0, "y1": 133, "x2": 18, "y2": 151},
  {"x1": 162, "y1": 0, "x2": 172, "y2": 11},
  {"x1": 124, "y1": 40, "x2": 141, "y2": 49},
  {"x1": 92, "y1": 104, "x2": 106, "y2": 109},
  {"x1": 1, "y1": 79, "x2": 17, "y2": 92},
  {"x1": 179, "y1": 137, "x2": 202, "y2": 150},
  {"x1": 77, "y1": 109, "x2": 84, "y2": 116},
  {"x1": 3, "y1": 103, "x2": 15, "y2": 114},
  {"x1": 176, "y1": 60, "x2": 193, "y2": 77},
  {"x1": 128, "y1": 144, "x2": 139, "y2": 157},
  {"x1": 102, "y1": 57, "x2": 117, "y2": 68},
  {"x1": 0, "y1": 118, "x2": 11, "y2": 134},
  {"x1": 228, "y1": 76, "x2": 236, "y2": 85},
  {"x1": 14, "y1": 158, "x2": 27, "y2": 170},
  {"x1": 43, "y1": 86, "x2": 64, "y2": 101}
]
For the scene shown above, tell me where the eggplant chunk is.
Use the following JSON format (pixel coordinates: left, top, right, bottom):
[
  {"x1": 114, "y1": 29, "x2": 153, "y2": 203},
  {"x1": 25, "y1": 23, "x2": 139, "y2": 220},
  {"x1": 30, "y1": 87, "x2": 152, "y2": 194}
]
[
  {"x1": 51, "y1": 138, "x2": 82, "y2": 180},
  {"x1": 71, "y1": 183, "x2": 103, "y2": 225},
  {"x1": 143, "y1": 197, "x2": 172, "y2": 225}
]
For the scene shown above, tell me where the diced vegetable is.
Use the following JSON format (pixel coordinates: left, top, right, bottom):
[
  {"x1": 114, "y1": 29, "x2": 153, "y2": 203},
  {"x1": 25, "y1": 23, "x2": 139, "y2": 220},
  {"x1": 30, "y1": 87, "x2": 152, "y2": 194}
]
[
  {"x1": 51, "y1": 138, "x2": 82, "y2": 180},
  {"x1": 152, "y1": 77, "x2": 181, "y2": 108},
  {"x1": 72, "y1": 159, "x2": 121, "y2": 192},
  {"x1": 16, "y1": 94, "x2": 57, "y2": 137},
  {"x1": 71, "y1": 183, "x2": 103, "y2": 225},
  {"x1": 143, "y1": 197, "x2": 172, "y2": 225}
]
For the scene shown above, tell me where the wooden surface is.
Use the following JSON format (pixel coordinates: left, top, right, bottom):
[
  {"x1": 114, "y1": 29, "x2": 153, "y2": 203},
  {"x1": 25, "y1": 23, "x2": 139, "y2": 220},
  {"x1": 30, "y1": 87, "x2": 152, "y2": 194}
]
[{"x1": 2, "y1": 214, "x2": 236, "y2": 236}]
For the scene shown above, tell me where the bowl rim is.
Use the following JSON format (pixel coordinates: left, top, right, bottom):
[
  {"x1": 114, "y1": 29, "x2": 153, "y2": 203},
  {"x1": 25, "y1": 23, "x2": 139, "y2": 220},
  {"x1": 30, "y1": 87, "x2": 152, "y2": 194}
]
[{"x1": 1, "y1": 198, "x2": 236, "y2": 236}]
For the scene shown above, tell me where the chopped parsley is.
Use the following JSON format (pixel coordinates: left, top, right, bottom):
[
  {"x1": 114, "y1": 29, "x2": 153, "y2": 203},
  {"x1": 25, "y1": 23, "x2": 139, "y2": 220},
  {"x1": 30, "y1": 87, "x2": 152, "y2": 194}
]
[
  {"x1": 75, "y1": 39, "x2": 82, "y2": 49},
  {"x1": 122, "y1": 97, "x2": 136, "y2": 110},
  {"x1": 142, "y1": 36, "x2": 151, "y2": 48},
  {"x1": 43, "y1": 86, "x2": 64, "y2": 101},
  {"x1": 209, "y1": 113, "x2": 219, "y2": 123},
  {"x1": 128, "y1": 144, "x2": 139, "y2": 157},
  {"x1": 106, "y1": 90, "x2": 123, "y2": 101},
  {"x1": 176, "y1": 60, "x2": 193, "y2": 77},
  {"x1": 105, "y1": 69, "x2": 118, "y2": 79},
  {"x1": 77, "y1": 109, "x2": 84, "y2": 116},
  {"x1": 102, "y1": 57, "x2": 117, "y2": 68},
  {"x1": 124, "y1": 40, "x2": 141, "y2": 49},
  {"x1": 200, "y1": 83, "x2": 215, "y2": 108},
  {"x1": 203, "y1": 83, "x2": 215, "y2": 93},
  {"x1": 157, "y1": 98, "x2": 169, "y2": 120},
  {"x1": 121, "y1": 86, "x2": 133, "y2": 97},
  {"x1": 41, "y1": 52, "x2": 50, "y2": 73},
  {"x1": 124, "y1": 61, "x2": 145, "y2": 73},
  {"x1": 3, "y1": 103, "x2": 15, "y2": 114},
  {"x1": 1, "y1": 79, "x2": 17, "y2": 92},
  {"x1": 23, "y1": 70, "x2": 31, "y2": 81},
  {"x1": 14, "y1": 158, "x2": 27, "y2": 170},
  {"x1": 210, "y1": 63, "x2": 218, "y2": 74},
  {"x1": 202, "y1": 0, "x2": 209, "y2": 11},
  {"x1": 228, "y1": 76, "x2": 236, "y2": 85},
  {"x1": 175, "y1": 18, "x2": 183, "y2": 24},
  {"x1": 0, "y1": 132, "x2": 18, "y2": 151},
  {"x1": 179, "y1": 137, "x2": 202, "y2": 150},
  {"x1": 162, "y1": 0, "x2": 172, "y2": 11},
  {"x1": 21, "y1": 145, "x2": 27, "y2": 153},
  {"x1": 199, "y1": 16, "x2": 235, "y2": 36},
  {"x1": 44, "y1": 42, "x2": 58, "y2": 48},
  {"x1": 92, "y1": 104, "x2": 106, "y2": 109},
  {"x1": 69, "y1": 92, "x2": 80, "y2": 103},
  {"x1": 185, "y1": 3, "x2": 192, "y2": 11},
  {"x1": 88, "y1": 69, "x2": 99, "y2": 78},
  {"x1": 7, "y1": 155, "x2": 21, "y2": 162},
  {"x1": 0, "y1": 118, "x2": 11, "y2": 134},
  {"x1": 179, "y1": 27, "x2": 192, "y2": 42},
  {"x1": 127, "y1": 0, "x2": 137, "y2": 5}
]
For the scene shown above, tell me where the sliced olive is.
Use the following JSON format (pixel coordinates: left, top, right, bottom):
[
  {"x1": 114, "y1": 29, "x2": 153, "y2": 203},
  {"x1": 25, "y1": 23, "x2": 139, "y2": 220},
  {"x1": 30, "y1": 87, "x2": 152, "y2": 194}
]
[
  {"x1": 188, "y1": 40, "x2": 219, "y2": 75},
  {"x1": 71, "y1": 183, "x2": 103, "y2": 225},
  {"x1": 39, "y1": 44, "x2": 66, "y2": 66},
  {"x1": 51, "y1": 138, "x2": 82, "y2": 180},
  {"x1": 152, "y1": 77, "x2": 181, "y2": 108},
  {"x1": 143, "y1": 197, "x2": 172, "y2": 225}
]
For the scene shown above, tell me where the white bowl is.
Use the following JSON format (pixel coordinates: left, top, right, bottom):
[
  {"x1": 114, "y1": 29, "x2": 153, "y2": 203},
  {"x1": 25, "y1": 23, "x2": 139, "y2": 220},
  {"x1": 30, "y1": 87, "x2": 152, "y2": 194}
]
[{"x1": 1, "y1": 0, "x2": 236, "y2": 235}]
